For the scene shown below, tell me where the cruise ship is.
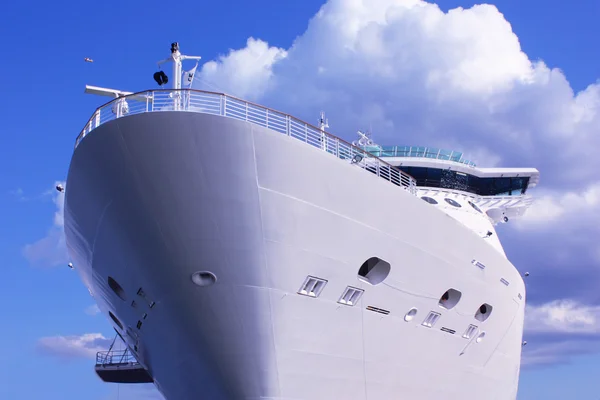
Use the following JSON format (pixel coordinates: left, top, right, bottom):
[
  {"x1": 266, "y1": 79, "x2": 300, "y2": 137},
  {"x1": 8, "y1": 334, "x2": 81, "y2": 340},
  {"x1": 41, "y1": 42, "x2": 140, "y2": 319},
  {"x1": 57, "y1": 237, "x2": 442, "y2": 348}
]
[{"x1": 63, "y1": 43, "x2": 539, "y2": 399}]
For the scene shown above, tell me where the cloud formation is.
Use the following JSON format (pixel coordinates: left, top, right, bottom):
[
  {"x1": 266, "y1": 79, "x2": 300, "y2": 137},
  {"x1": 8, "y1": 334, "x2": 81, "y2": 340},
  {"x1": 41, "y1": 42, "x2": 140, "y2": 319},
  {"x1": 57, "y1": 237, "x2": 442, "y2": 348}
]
[
  {"x1": 22, "y1": 180, "x2": 68, "y2": 267},
  {"x1": 36, "y1": 333, "x2": 112, "y2": 360},
  {"x1": 194, "y1": 0, "x2": 600, "y2": 367}
]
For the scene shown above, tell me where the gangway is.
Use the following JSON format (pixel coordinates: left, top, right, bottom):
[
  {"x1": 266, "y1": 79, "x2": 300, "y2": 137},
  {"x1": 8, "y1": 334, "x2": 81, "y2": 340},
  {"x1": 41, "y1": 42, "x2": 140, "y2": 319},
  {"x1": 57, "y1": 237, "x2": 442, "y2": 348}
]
[{"x1": 94, "y1": 335, "x2": 153, "y2": 384}]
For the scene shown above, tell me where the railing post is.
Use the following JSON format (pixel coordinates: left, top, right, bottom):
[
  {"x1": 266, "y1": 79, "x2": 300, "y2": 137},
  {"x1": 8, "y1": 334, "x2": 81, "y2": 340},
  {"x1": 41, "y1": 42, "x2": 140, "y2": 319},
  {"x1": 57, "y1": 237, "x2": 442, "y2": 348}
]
[
  {"x1": 266, "y1": 109, "x2": 269, "y2": 129},
  {"x1": 245, "y1": 103, "x2": 248, "y2": 121},
  {"x1": 286, "y1": 116, "x2": 290, "y2": 136}
]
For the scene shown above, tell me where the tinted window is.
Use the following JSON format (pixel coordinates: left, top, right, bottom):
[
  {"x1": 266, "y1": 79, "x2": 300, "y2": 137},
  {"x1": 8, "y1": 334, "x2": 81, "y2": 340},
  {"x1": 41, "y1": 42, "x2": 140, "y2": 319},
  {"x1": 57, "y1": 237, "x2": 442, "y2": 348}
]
[
  {"x1": 468, "y1": 201, "x2": 483, "y2": 213},
  {"x1": 421, "y1": 196, "x2": 438, "y2": 205},
  {"x1": 444, "y1": 198, "x2": 462, "y2": 208},
  {"x1": 396, "y1": 166, "x2": 530, "y2": 196}
]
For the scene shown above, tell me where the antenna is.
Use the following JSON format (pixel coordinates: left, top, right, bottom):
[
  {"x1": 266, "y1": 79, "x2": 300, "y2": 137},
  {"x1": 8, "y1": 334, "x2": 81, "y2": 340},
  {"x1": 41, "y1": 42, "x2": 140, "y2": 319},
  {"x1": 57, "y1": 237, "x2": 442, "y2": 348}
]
[
  {"x1": 155, "y1": 42, "x2": 202, "y2": 90},
  {"x1": 319, "y1": 111, "x2": 329, "y2": 131}
]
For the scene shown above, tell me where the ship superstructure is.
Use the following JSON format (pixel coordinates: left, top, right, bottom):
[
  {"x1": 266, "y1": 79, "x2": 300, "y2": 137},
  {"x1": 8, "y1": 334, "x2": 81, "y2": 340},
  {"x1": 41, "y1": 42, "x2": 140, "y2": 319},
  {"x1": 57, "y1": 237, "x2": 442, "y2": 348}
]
[{"x1": 63, "y1": 43, "x2": 538, "y2": 400}]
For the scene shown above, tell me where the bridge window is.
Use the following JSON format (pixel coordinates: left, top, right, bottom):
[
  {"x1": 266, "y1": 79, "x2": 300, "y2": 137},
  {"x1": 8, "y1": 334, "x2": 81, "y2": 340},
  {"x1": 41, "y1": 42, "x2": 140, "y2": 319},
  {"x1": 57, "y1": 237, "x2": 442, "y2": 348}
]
[
  {"x1": 468, "y1": 201, "x2": 483, "y2": 213},
  {"x1": 421, "y1": 196, "x2": 438, "y2": 204},
  {"x1": 396, "y1": 166, "x2": 530, "y2": 196},
  {"x1": 444, "y1": 198, "x2": 462, "y2": 208}
]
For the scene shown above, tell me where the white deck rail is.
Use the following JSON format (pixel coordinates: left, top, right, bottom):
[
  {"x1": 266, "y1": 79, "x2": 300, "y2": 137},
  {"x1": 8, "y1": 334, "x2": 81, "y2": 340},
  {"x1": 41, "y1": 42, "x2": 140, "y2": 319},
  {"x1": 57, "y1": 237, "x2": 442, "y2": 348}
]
[{"x1": 76, "y1": 89, "x2": 417, "y2": 193}]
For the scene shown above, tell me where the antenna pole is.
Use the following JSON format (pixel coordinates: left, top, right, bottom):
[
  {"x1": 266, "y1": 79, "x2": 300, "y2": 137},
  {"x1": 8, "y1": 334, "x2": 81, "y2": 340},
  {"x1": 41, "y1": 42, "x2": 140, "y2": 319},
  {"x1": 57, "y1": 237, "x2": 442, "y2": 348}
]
[{"x1": 157, "y1": 42, "x2": 202, "y2": 90}]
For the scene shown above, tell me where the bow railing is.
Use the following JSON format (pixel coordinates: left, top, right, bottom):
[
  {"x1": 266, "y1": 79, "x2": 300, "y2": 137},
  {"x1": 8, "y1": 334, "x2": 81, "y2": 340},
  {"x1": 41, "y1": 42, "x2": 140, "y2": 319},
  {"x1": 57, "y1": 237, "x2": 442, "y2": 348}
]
[{"x1": 76, "y1": 89, "x2": 417, "y2": 193}]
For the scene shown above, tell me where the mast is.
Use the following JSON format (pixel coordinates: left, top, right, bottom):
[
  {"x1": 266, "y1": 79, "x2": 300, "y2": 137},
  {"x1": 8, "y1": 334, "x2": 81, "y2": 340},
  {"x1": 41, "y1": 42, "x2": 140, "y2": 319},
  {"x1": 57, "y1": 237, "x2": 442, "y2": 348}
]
[
  {"x1": 156, "y1": 42, "x2": 202, "y2": 90},
  {"x1": 318, "y1": 111, "x2": 329, "y2": 151}
]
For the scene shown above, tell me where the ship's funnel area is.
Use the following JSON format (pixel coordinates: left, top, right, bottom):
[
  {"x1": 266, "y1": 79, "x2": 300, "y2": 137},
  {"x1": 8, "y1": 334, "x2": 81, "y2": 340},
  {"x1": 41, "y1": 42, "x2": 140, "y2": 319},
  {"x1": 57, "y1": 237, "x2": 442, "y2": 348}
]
[{"x1": 358, "y1": 257, "x2": 391, "y2": 286}]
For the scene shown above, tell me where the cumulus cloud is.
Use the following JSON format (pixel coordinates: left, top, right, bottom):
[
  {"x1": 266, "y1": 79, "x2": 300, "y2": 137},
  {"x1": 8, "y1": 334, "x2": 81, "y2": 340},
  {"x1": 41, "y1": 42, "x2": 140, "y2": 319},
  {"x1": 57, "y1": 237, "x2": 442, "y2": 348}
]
[
  {"x1": 22, "y1": 180, "x2": 68, "y2": 267},
  {"x1": 525, "y1": 299, "x2": 600, "y2": 335},
  {"x1": 85, "y1": 304, "x2": 101, "y2": 316},
  {"x1": 36, "y1": 333, "x2": 112, "y2": 360},
  {"x1": 199, "y1": 37, "x2": 287, "y2": 100},
  {"x1": 193, "y1": 0, "x2": 600, "y2": 367}
]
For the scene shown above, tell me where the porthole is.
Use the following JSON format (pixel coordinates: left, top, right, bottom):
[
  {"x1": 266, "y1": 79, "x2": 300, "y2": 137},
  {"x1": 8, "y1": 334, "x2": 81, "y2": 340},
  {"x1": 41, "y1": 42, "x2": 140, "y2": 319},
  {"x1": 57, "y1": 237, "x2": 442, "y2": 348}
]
[
  {"x1": 421, "y1": 196, "x2": 438, "y2": 205},
  {"x1": 474, "y1": 303, "x2": 493, "y2": 322},
  {"x1": 357, "y1": 257, "x2": 391, "y2": 286},
  {"x1": 468, "y1": 201, "x2": 483, "y2": 213},
  {"x1": 108, "y1": 276, "x2": 126, "y2": 301},
  {"x1": 191, "y1": 271, "x2": 217, "y2": 287},
  {"x1": 438, "y1": 289, "x2": 462, "y2": 310},
  {"x1": 444, "y1": 198, "x2": 462, "y2": 208},
  {"x1": 404, "y1": 308, "x2": 418, "y2": 322},
  {"x1": 476, "y1": 332, "x2": 486, "y2": 343},
  {"x1": 109, "y1": 311, "x2": 123, "y2": 330}
]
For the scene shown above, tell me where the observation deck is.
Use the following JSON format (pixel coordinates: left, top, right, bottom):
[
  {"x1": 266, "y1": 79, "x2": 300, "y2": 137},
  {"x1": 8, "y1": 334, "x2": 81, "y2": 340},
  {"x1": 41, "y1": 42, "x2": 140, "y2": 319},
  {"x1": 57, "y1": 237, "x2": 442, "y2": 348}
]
[
  {"x1": 95, "y1": 348, "x2": 153, "y2": 384},
  {"x1": 76, "y1": 88, "x2": 418, "y2": 194}
]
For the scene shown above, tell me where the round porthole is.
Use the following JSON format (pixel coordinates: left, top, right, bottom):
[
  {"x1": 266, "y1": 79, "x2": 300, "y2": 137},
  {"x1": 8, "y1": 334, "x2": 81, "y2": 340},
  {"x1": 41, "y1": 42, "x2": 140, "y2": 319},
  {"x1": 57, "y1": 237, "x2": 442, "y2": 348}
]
[
  {"x1": 191, "y1": 271, "x2": 217, "y2": 287},
  {"x1": 109, "y1": 311, "x2": 123, "y2": 330},
  {"x1": 444, "y1": 198, "x2": 462, "y2": 208},
  {"x1": 421, "y1": 196, "x2": 438, "y2": 205},
  {"x1": 476, "y1": 332, "x2": 486, "y2": 343},
  {"x1": 404, "y1": 308, "x2": 418, "y2": 322},
  {"x1": 108, "y1": 276, "x2": 126, "y2": 301},
  {"x1": 468, "y1": 201, "x2": 483, "y2": 213}
]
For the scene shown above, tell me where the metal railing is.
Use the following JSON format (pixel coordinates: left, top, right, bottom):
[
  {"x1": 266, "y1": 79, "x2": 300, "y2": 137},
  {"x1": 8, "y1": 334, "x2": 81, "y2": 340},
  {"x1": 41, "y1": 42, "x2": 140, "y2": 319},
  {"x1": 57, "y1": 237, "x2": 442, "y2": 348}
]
[
  {"x1": 76, "y1": 89, "x2": 417, "y2": 194},
  {"x1": 359, "y1": 145, "x2": 477, "y2": 167},
  {"x1": 96, "y1": 349, "x2": 139, "y2": 366}
]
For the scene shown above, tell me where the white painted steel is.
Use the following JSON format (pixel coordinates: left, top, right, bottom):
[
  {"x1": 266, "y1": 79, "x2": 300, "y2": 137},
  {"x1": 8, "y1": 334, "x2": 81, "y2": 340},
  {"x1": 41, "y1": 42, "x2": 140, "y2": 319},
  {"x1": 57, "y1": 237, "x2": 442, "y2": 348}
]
[{"x1": 65, "y1": 110, "x2": 526, "y2": 400}]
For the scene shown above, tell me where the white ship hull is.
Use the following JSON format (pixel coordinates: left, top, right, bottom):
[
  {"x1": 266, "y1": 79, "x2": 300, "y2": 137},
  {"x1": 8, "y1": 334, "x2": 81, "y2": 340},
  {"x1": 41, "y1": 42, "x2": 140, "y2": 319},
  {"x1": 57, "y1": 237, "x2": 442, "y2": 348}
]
[{"x1": 65, "y1": 110, "x2": 525, "y2": 399}]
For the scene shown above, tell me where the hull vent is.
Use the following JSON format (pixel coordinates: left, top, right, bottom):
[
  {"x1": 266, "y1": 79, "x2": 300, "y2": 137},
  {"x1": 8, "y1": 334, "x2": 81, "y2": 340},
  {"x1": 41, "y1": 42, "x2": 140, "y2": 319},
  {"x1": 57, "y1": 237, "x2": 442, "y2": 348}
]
[
  {"x1": 338, "y1": 286, "x2": 364, "y2": 306},
  {"x1": 422, "y1": 311, "x2": 441, "y2": 328},
  {"x1": 471, "y1": 259, "x2": 486, "y2": 270},
  {"x1": 463, "y1": 324, "x2": 478, "y2": 339},
  {"x1": 298, "y1": 276, "x2": 328, "y2": 298},
  {"x1": 500, "y1": 278, "x2": 510, "y2": 286},
  {"x1": 366, "y1": 306, "x2": 390, "y2": 315},
  {"x1": 441, "y1": 327, "x2": 456, "y2": 335}
]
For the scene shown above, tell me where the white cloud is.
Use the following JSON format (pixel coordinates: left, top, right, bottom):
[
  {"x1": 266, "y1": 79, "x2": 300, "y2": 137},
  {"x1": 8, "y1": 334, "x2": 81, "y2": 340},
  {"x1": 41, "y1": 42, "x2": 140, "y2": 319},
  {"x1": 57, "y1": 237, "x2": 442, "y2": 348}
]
[
  {"x1": 525, "y1": 300, "x2": 600, "y2": 334},
  {"x1": 85, "y1": 304, "x2": 101, "y2": 316},
  {"x1": 192, "y1": 0, "x2": 600, "y2": 367},
  {"x1": 22, "y1": 180, "x2": 68, "y2": 267},
  {"x1": 518, "y1": 181, "x2": 600, "y2": 227},
  {"x1": 195, "y1": 0, "x2": 600, "y2": 185},
  {"x1": 198, "y1": 37, "x2": 287, "y2": 100},
  {"x1": 36, "y1": 333, "x2": 112, "y2": 360}
]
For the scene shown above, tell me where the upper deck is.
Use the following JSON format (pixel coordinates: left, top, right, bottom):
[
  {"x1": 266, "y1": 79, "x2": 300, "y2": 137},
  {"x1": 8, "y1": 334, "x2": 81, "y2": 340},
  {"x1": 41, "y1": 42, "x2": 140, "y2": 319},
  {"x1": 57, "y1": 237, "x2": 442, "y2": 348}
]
[
  {"x1": 361, "y1": 145, "x2": 477, "y2": 167},
  {"x1": 76, "y1": 88, "x2": 418, "y2": 193}
]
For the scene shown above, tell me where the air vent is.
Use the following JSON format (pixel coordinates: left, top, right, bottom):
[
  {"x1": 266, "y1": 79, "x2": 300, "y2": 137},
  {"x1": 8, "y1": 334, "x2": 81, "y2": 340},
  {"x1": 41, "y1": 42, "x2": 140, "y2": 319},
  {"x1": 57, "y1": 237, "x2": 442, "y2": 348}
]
[
  {"x1": 366, "y1": 306, "x2": 390, "y2": 315},
  {"x1": 298, "y1": 276, "x2": 327, "y2": 298},
  {"x1": 441, "y1": 327, "x2": 456, "y2": 335},
  {"x1": 463, "y1": 324, "x2": 478, "y2": 339},
  {"x1": 471, "y1": 259, "x2": 486, "y2": 270},
  {"x1": 422, "y1": 311, "x2": 441, "y2": 328},
  {"x1": 338, "y1": 286, "x2": 364, "y2": 306},
  {"x1": 500, "y1": 278, "x2": 510, "y2": 286}
]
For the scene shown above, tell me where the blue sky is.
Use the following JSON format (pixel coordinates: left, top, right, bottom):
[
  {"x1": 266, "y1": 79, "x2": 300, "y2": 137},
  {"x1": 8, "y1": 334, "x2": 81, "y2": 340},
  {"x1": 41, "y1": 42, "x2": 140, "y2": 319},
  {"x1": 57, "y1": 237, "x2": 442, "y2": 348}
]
[{"x1": 1, "y1": 0, "x2": 599, "y2": 399}]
